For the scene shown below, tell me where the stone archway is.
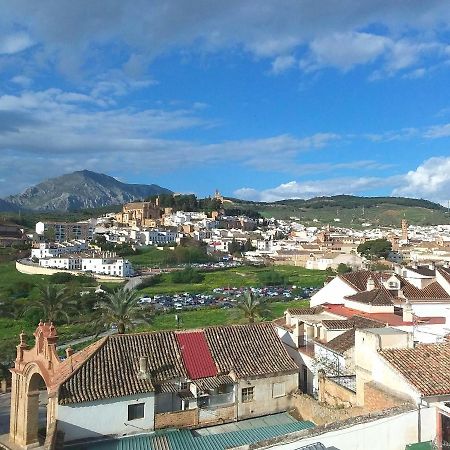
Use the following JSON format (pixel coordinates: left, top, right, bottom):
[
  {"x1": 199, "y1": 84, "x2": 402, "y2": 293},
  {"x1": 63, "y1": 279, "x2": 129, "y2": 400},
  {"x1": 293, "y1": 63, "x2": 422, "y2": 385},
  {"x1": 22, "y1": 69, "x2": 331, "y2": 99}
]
[{"x1": 9, "y1": 323, "x2": 61, "y2": 448}]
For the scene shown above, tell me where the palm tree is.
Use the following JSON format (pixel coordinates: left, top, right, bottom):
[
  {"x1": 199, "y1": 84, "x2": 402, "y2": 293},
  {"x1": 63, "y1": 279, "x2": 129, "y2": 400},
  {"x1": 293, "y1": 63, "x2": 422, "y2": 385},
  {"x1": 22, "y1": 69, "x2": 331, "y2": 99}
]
[
  {"x1": 95, "y1": 287, "x2": 151, "y2": 334},
  {"x1": 29, "y1": 284, "x2": 77, "y2": 323},
  {"x1": 236, "y1": 289, "x2": 270, "y2": 323}
]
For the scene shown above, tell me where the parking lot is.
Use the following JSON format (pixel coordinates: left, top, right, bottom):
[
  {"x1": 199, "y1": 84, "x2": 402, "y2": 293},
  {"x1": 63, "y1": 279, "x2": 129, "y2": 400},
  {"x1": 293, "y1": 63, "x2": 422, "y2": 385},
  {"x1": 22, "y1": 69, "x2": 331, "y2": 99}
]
[{"x1": 139, "y1": 286, "x2": 318, "y2": 311}]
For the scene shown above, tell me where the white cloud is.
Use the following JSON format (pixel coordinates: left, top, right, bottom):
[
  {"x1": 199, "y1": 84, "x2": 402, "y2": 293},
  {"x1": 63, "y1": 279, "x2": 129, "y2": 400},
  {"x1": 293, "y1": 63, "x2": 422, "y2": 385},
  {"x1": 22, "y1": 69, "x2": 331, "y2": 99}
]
[
  {"x1": 0, "y1": 86, "x2": 342, "y2": 196},
  {"x1": 234, "y1": 176, "x2": 391, "y2": 202},
  {"x1": 1, "y1": 1, "x2": 450, "y2": 77},
  {"x1": 392, "y1": 156, "x2": 450, "y2": 205},
  {"x1": 11, "y1": 75, "x2": 32, "y2": 87},
  {"x1": 0, "y1": 33, "x2": 33, "y2": 54},
  {"x1": 302, "y1": 32, "x2": 389, "y2": 72},
  {"x1": 424, "y1": 123, "x2": 450, "y2": 139},
  {"x1": 271, "y1": 55, "x2": 296, "y2": 74}
]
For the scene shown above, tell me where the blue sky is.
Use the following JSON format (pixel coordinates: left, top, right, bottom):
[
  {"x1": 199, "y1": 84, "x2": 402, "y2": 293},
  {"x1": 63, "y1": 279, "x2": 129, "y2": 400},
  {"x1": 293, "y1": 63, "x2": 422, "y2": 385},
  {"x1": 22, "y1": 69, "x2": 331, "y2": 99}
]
[{"x1": 0, "y1": 1, "x2": 449, "y2": 204}]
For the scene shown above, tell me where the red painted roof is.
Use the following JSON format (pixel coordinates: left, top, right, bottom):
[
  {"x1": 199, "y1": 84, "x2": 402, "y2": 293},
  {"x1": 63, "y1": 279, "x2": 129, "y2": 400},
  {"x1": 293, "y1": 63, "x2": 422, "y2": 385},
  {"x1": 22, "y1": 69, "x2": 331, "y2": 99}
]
[
  {"x1": 176, "y1": 331, "x2": 217, "y2": 379},
  {"x1": 322, "y1": 303, "x2": 445, "y2": 326}
]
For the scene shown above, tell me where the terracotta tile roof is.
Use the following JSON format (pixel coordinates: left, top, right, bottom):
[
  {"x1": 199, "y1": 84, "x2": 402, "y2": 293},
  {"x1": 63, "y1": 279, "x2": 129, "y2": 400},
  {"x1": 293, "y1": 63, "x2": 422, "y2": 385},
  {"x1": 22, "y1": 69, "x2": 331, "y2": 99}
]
[
  {"x1": 419, "y1": 281, "x2": 450, "y2": 300},
  {"x1": 323, "y1": 303, "x2": 446, "y2": 327},
  {"x1": 58, "y1": 331, "x2": 186, "y2": 405},
  {"x1": 340, "y1": 271, "x2": 381, "y2": 291},
  {"x1": 51, "y1": 338, "x2": 106, "y2": 390},
  {"x1": 58, "y1": 323, "x2": 298, "y2": 404},
  {"x1": 204, "y1": 323, "x2": 298, "y2": 378},
  {"x1": 345, "y1": 287, "x2": 394, "y2": 306},
  {"x1": 379, "y1": 343, "x2": 450, "y2": 397},
  {"x1": 321, "y1": 315, "x2": 378, "y2": 329},
  {"x1": 193, "y1": 375, "x2": 235, "y2": 391},
  {"x1": 349, "y1": 315, "x2": 386, "y2": 328},
  {"x1": 438, "y1": 268, "x2": 450, "y2": 285},
  {"x1": 321, "y1": 320, "x2": 353, "y2": 330},
  {"x1": 287, "y1": 306, "x2": 324, "y2": 316},
  {"x1": 176, "y1": 331, "x2": 217, "y2": 380},
  {"x1": 319, "y1": 316, "x2": 385, "y2": 354},
  {"x1": 320, "y1": 329, "x2": 356, "y2": 354}
]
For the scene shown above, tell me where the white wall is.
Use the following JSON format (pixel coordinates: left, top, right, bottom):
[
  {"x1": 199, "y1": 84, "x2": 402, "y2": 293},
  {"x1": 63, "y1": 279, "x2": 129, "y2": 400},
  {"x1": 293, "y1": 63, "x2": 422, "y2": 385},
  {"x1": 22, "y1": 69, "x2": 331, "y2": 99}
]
[
  {"x1": 411, "y1": 303, "x2": 450, "y2": 319},
  {"x1": 57, "y1": 393, "x2": 155, "y2": 442},
  {"x1": 237, "y1": 374, "x2": 298, "y2": 420},
  {"x1": 310, "y1": 277, "x2": 357, "y2": 307},
  {"x1": 256, "y1": 406, "x2": 436, "y2": 450}
]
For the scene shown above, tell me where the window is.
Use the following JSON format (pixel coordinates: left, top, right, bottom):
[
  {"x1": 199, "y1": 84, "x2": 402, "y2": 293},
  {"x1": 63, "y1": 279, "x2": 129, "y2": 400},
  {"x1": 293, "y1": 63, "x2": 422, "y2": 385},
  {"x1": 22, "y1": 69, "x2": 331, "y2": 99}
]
[
  {"x1": 128, "y1": 403, "x2": 145, "y2": 421},
  {"x1": 180, "y1": 381, "x2": 189, "y2": 390},
  {"x1": 241, "y1": 387, "x2": 254, "y2": 403},
  {"x1": 272, "y1": 382, "x2": 286, "y2": 398},
  {"x1": 218, "y1": 384, "x2": 228, "y2": 394}
]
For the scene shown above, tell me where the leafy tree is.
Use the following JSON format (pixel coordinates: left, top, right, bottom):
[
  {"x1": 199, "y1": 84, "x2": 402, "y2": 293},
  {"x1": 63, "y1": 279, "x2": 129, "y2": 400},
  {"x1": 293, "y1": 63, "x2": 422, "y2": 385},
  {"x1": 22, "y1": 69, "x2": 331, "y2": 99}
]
[
  {"x1": 243, "y1": 239, "x2": 255, "y2": 252},
  {"x1": 228, "y1": 238, "x2": 242, "y2": 255},
  {"x1": 28, "y1": 284, "x2": 77, "y2": 323},
  {"x1": 94, "y1": 287, "x2": 152, "y2": 334},
  {"x1": 336, "y1": 263, "x2": 352, "y2": 274},
  {"x1": 357, "y1": 239, "x2": 392, "y2": 259},
  {"x1": 237, "y1": 290, "x2": 270, "y2": 323}
]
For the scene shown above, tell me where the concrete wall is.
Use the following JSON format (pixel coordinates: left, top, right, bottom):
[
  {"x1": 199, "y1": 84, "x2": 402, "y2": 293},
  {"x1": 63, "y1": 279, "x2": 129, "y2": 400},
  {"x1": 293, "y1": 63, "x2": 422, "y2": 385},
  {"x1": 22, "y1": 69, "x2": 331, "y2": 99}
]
[
  {"x1": 410, "y1": 303, "x2": 450, "y2": 319},
  {"x1": 354, "y1": 329, "x2": 416, "y2": 406},
  {"x1": 237, "y1": 373, "x2": 298, "y2": 420},
  {"x1": 251, "y1": 406, "x2": 437, "y2": 450},
  {"x1": 57, "y1": 393, "x2": 155, "y2": 442},
  {"x1": 16, "y1": 261, "x2": 124, "y2": 282},
  {"x1": 310, "y1": 277, "x2": 357, "y2": 307},
  {"x1": 344, "y1": 299, "x2": 394, "y2": 314}
]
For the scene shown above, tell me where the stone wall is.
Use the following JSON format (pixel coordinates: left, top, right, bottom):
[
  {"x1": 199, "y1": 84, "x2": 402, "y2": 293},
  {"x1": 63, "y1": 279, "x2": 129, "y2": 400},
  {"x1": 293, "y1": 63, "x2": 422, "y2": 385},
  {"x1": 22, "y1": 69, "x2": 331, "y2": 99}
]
[
  {"x1": 198, "y1": 406, "x2": 235, "y2": 426},
  {"x1": 293, "y1": 392, "x2": 365, "y2": 426},
  {"x1": 318, "y1": 376, "x2": 356, "y2": 408},
  {"x1": 155, "y1": 410, "x2": 198, "y2": 429},
  {"x1": 155, "y1": 406, "x2": 236, "y2": 430}
]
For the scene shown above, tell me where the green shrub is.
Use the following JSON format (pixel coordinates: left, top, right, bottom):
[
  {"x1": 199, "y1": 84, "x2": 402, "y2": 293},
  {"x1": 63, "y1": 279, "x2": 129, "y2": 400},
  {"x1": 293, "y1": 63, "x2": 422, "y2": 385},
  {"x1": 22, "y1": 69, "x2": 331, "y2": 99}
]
[
  {"x1": 257, "y1": 270, "x2": 287, "y2": 286},
  {"x1": 171, "y1": 267, "x2": 204, "y2": 284}
]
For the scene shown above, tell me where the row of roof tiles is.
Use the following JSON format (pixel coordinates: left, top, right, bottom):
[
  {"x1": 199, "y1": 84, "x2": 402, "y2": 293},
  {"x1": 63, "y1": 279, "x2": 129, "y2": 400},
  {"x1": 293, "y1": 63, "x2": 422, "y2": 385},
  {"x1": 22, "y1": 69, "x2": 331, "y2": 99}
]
[{"x1": 58, "y1": 323, "x2": 298, "y2": 405}]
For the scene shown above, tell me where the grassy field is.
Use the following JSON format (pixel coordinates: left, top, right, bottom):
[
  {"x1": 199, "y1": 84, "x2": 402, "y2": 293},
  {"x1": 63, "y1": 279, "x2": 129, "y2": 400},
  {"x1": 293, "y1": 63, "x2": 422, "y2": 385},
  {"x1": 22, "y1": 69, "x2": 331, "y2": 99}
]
[
  {"x1": 136, "y1": 298, "x2": 309, "y2": 333},
  {"x1": 0, "y1": 261, "x2": 47, "y2": 300},
  {"x1": 128, "y1": 245, "x2": 215, "y2": 268},
  {"x1": 138, "y1": 265, "x2": 326, "y2": 296}
]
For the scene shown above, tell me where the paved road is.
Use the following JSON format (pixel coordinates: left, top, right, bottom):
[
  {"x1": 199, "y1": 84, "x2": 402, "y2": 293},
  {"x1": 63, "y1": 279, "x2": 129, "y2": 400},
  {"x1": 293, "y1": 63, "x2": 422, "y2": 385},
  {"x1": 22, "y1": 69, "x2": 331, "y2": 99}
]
[
  {"x1": 57, "y1": 329, "x2": 115, "y2": 350},
  {"x1": 0, "y1": 393, "x2": 46, "y2": 435},
  {"x1": 0, "y1": 393, "x2": 11, "y2": 434}
]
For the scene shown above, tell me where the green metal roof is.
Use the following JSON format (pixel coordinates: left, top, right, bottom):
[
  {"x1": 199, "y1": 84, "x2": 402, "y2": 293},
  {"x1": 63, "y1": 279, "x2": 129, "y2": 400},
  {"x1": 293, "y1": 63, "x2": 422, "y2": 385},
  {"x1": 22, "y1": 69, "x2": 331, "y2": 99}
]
[
  {"x1": 81, "y1": 421, "x2": 315, "y2": 450},
  {"x1": 405, "y1": 442, "x2": 433, "y2": 450}
]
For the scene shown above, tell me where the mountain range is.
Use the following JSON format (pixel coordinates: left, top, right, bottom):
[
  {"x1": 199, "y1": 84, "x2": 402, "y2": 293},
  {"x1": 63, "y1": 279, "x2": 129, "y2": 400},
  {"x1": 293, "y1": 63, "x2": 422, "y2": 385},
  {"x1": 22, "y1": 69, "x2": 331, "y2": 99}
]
[
  {"x1": 0, "y1": 170, "x2": 447, "y2": 227},
  {"x1": 3, "y1": 170, "x2": 172, "y2": 211}
]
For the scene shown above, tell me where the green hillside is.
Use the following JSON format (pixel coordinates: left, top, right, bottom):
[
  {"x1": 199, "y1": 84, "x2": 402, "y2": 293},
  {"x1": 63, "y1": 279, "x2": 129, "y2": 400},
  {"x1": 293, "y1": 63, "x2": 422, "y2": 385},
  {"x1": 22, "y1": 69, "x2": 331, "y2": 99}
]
[{"x1": 225, "y1": 195, "x2": 449, "y2": 227}]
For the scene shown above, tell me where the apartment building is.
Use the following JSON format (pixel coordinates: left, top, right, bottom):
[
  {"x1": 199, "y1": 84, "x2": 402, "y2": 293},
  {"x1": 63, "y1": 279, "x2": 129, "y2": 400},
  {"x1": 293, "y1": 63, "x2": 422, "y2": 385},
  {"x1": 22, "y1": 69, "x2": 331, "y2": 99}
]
[{"x1": 35, "y1": 221, "x2": 95, "y2": 242}]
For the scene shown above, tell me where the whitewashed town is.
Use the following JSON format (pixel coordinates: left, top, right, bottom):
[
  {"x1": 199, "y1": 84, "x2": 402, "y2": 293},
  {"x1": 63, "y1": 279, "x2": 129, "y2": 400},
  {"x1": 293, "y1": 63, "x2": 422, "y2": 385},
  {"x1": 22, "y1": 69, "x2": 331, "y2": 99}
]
[
  {"x1": 2, "y1": 2, "x2": 450, "y2": 450},
  {"x1": 0, "y1": 190, "x2": 450, "y2": 450}
]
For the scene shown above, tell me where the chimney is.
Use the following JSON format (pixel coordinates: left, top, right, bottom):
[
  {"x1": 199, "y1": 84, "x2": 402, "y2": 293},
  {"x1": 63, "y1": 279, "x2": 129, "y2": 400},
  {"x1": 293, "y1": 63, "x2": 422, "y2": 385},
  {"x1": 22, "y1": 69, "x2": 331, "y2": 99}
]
[
  {"x1": 402, "y1": 300, "x2": 414, "y2": 323},
  {"x1": 138, "y1": 356, "x2": 150, "y2": 380},
  {"x1": 65, "y1": 347, "x2": 74, "y2": 358},
  {"x1": 428, "y1": 262, "x2": 435, "y2": 271},
  {"x1": 366, "y1": 276, "x2": 375, "y2": 291}
]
